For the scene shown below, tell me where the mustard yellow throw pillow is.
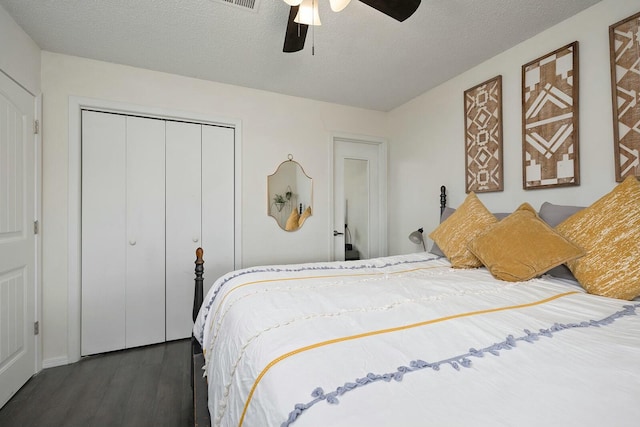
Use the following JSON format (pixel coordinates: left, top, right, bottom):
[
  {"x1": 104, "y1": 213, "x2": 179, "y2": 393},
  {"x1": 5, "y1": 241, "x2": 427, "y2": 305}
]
[
  {"x1": 285, "y1": 208, "x2": 300, "y2": 231},
  {"x1": 468, "y1": 203, "x2": 584, "y2": 282},
  {"x1": 298, "y1": 206, "x2": 311, "y2": 227},
  {"x1": 429, "y1": 192, "x2": 498, "y2": 268},
  {"x1": 556, "y1": 176, "x2": 640, "y2": 300}
]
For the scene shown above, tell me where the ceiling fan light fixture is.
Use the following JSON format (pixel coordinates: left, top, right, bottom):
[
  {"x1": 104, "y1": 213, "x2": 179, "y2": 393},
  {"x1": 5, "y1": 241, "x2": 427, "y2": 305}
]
[
  {"x1": 283, "y1": 0, "x2": 303, "y2": 6},
  {"x1": 329, "y1": 0, "x2": 351, "y2": 12},
  {"x1": 294, "y1": 0, "x2": 322, "y2": 26}
]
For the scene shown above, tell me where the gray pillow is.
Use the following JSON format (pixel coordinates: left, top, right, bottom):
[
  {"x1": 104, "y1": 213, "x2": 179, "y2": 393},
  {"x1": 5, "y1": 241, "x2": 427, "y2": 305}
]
[
  {"x1": 538, "y1": 202, "x2": 586, "y2": 280},
  {"x1": 545, "y1": 264, "x2": 578, "y2": 281},
  {"x1": 538, "y1": 202, "x2": 585, "y2": 227}
]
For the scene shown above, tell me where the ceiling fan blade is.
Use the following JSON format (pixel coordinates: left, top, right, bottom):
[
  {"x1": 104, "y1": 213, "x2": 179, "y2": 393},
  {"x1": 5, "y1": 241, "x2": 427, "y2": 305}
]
[
  {"x1": 283, "y1": 6, "x2": 308, "y2": 53},
  {"x1": 358, "y1": 0, "x2": 421, "y2": 22}
]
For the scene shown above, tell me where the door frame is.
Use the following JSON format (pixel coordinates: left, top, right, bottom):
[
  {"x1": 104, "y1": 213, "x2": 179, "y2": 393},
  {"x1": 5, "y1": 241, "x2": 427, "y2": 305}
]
[
  {"x1": 67, "y1": 96, "x2": 243, "y2": 364},
  {"x1": 34, "y1": 93, "x2": 42, "y2": 372},
  {"x1": 328, "y1": 133, "x2": 388, "y2": 261}
]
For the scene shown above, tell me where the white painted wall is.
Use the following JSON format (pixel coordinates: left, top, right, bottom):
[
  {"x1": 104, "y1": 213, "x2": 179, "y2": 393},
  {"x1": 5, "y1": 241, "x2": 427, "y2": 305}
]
[
  {"x1": 387, "y1": 0, "x2": 639, "y2": 255},
  {"x1": 0, "y1": 4, "x2": 40, "y2": 94},
  {"x1": 40, "y1": 52, "x2": 388, "y2": 364}
]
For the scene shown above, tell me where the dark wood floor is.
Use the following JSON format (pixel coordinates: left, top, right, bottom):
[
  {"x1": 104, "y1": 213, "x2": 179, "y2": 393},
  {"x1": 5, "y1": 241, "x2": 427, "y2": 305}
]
[{"x1": 0, "y1": 339, "x2": 193, "y2": 427}]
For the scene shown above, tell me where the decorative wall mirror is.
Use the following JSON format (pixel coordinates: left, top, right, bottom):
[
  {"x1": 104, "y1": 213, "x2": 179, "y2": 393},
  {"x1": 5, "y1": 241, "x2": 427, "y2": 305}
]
[{"x1": 268, "y1": 155, "x2": 313, "y2": 231}]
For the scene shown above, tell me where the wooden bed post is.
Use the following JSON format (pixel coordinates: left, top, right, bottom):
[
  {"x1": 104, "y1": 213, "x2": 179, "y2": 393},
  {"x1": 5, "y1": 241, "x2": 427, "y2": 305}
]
[
  {"x1": 192, "y1": 248, "x2": 204, "y2": 360},
  {"x1": 193, "y1": 247, "x2": 204, "y2": 323},
  {"x1": 191, "y1": 250, "x2": 210, "y2": 425}
]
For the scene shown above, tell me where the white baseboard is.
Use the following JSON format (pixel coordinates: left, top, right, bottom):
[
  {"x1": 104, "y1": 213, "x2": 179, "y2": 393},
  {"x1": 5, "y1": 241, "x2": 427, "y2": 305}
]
[{"x1": 42, "y1": 356, "x2": 69, "y2": 369}]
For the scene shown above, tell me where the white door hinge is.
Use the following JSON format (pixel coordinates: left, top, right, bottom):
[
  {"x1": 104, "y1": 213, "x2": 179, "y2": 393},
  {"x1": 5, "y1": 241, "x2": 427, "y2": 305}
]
[
  {"x1": 34, "y1": 321, "x2": 39, "y2": 335},
  {"x1": 34, "y1": 120, "x2": 39, "y2": 135},
  {"x1": 34, "y1": 220, "x2": 39, "y2": 235}
]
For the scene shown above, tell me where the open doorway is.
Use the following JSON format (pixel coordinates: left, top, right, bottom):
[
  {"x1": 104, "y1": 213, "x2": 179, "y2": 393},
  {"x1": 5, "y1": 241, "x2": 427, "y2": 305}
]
[{"x1": 331, "y1": 136, "x2": 387, "y2": 261}]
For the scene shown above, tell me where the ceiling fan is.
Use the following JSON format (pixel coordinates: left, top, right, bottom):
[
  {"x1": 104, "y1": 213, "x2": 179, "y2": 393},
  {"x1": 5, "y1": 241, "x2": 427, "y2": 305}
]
[{"x1": 282, "y1": 0, "x2": 422, "y2": 53}]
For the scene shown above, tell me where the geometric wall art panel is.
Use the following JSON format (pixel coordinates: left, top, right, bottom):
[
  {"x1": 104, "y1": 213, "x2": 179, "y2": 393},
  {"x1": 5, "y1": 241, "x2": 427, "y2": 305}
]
[
  {"x1": 522, "y1": 42, "x2": 580, "y2": 189},
  {"x1": 609, "y1": 11, "x2": 640, "y2": 182},
  {"x1": 464, "y1": 75, "x2": 503, "y2": 193}
]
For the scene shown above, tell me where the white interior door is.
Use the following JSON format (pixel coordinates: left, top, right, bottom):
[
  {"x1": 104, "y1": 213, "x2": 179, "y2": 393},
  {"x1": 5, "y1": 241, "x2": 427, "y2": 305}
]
[
  {"x1": 165, "y1": 121, "x2": 202, "y2": 341},
  {"x1": 332, "y1": 138, "x2": 387, "y2": 261},
  {"x1": 0, "y1": 71, "x2": 36, "y2": 407}
]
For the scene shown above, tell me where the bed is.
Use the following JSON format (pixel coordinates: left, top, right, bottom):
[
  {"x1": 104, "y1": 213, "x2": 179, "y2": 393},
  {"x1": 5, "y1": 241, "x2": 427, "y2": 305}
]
[{"x1": 191, "y1": 178, "x2": 640, "y2": 427}]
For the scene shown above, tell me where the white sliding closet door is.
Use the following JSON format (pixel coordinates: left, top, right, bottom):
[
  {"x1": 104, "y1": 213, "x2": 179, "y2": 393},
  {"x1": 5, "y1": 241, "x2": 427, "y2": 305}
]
[
  {"x1": 81, "y1": 111, "x2": 127, "y2": 355},
  {"x1": 124, "y1": 116, "x2": 166, "y2": 348},
  {"x1": 165, "y1": 121, "x2": 202, "y2": 341},
  {"x1": 201, "y1": 125, "x2": 235, "y2": 297}
]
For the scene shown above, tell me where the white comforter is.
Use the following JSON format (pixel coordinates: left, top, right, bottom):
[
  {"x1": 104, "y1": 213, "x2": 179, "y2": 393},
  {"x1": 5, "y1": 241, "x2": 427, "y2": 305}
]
[{"x1": 194, "y1": 253, "x2": 640, "y2": 427}]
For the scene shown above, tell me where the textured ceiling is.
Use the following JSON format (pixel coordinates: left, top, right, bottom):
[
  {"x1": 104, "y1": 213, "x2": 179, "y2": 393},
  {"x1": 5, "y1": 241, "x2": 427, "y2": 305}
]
[{"x1": 0, "y1": 0, "x2": 601, "y2": 111}]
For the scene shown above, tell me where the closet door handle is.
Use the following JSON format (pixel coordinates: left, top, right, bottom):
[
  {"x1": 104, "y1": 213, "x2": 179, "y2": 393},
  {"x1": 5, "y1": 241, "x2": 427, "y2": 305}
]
[
  {"x1": 333, "y1": 230, "x2": 344, "y2": 237},
  {"x1": 129, "y1": 239, "x2": 137, "y2": 246}
]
